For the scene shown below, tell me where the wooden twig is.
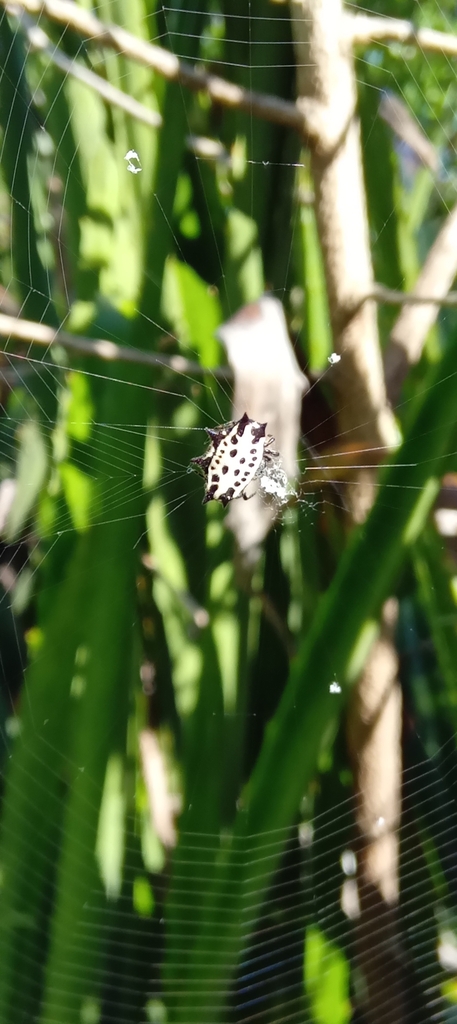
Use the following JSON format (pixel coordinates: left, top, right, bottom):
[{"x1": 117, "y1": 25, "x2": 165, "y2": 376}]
[
  {"x1": 346, "y1": 598, "x2": 405, "y2": 1024},
  {"x1": 2, "y1": 0, "x2": 455, "y2": 142},
  {"x1": 0, "y1": 313, "x2": 231, "y2": 379},
  {"x1": 2, "y1": 287, "x2": 455, "y2": 390},
  {"x1": 348, "y1": 11, "x2": 457, "y2": 58},
  {"x1": 12, "y1": 2, "x2": 231, "y2": 166},
  {"x1": 378, "y1": 91, "x2": 438, "y2": 173},
  {"x1": 292, "y1": 13, "x2": 403, "y2": 1024},
  {"x1": 12, "y1": 5, "x2": 231, "y2": 163},
  {"x1": 291, "y1": 0, "x2": 397, "y2": 525},
  {"x1": 371, "y1": 284, "x2": 457, "y2": 308},
  {"x1": 1, "y1": 0, "x2": 304, "y2": 134},
  {"x1": 384, "y1": 201, "x2": 457, "y2": 405},
  {"x1": 10, "y1": 4, "x2": 162, "y2": 128}
]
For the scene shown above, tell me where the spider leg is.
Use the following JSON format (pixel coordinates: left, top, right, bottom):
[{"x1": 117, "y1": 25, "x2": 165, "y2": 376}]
[{"x1": 264, "y1": 436, "x2": 279, "y2": 459}]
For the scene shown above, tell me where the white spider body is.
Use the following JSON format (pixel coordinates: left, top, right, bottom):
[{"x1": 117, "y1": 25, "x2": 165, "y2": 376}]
[{"x1": 191, "y1": 412, "x2": 278, "y2": 508}]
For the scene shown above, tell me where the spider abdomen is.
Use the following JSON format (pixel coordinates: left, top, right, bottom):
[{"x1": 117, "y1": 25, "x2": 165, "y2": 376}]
[{"x1": 191, "y1": 411, "x2": 276, "y2": 507}]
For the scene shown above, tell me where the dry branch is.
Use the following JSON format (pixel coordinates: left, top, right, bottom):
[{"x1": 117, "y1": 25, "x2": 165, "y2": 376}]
[
  {"x1": 348, "y1": 11, "x2": 457, "y2": 58},
  {"x1": 1, "y1": 0, "x2": 304, "y2": 134},
  {"x1": 379, "y1": 91, "x2": 438, "y2": 173},
  {"x1": 385, "y1": 201, "x2": 457, "y2": 405},
  {"x1": 347, "y1": 599, "x2": 405, "y2": 1024},
  {"x1": 291, "y1": 8, "x2": 403, "y2": 1023},
  {"x1": 1, "y1": 295, "x2": 456, "y2": 391},
  {"x1": 10, "y1": 4, "x2": 162, "y2": 128},
  {"x1": 2, "y1": 0, "x2": 454, "y2": 142},
  {"x1": 9, "y1": 6, "x2": 235, "y2": 164},
  {"x1": 291, "y1": 0, "x2": 397, "y2": 524},
  {"x1": 11, "y1": 8, "x2": 232, "y2": 162},
  {"x1": 347, "y1": 599, "x2": 401, "y2": 907},
  {"x1": 371, "y1": 283, "x2": 457, "y2": 308},
  {"x1": 0, "y1": 312, "x2": 230, "y2": 379}
]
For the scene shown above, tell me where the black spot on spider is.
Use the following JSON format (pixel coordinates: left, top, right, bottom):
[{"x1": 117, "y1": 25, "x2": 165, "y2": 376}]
[
  {"x1": 222, "y1": 465, "x2": 229, "y2": 475},
  {"x1": 250, "y1": 449, "x2": 256, "y2": 455},
  {"x1": 235, "y1": 481, "x2": 241, "y2": 487},
  {"x1": 230, "y1": 435, "x2": 238, "y2": 444},
  {"x1": 248, "y1": 462, "x2": 255, "y2": 468},
  {"x1": 240, "y1": 458, "x2": 246, "y2": 464},
  {"x1": 230, "y1": 450, "x2": 237, "y2": 457},
  {"x1": 234, "y1": 469, "x2": 240, "y2": 476},
  {"x1": 212, "y1": 474, "x2": 220, "y2": 482}
]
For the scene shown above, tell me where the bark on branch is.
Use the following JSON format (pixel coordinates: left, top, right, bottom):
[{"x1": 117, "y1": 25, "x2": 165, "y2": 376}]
[
  {"x1": 9, "y1": 4, "x2": 162, "y2": 128},
  {"x1": 348, "y1": 12, "x2": 457, "y2": 58},
  {"x1": 291, "y1": 0, "x2": 397, "y2": 524},
  {"x1": 0, "y1": 0, "x2": 305, "y2": 134},
  {"x1": 385, "y1": 201, "x2": 457, "y2": 405},
  {"x1": 0, "y1": 312, "x2": 229, "y2": 378},
  {"x1": 291, "y1": 7, "x2": 403, "y2": 1023},
  {"x1": 5, "y1": 0, "x2": 455, "y2": 141}
]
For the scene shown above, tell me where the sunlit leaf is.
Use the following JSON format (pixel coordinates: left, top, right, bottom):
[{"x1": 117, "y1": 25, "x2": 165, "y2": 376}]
[{"x1": 5, "y1": 420, "x2": 48, "y2": 540}]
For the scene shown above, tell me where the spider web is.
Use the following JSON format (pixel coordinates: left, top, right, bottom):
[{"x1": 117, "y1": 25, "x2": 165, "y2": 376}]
[{"x1": 0, "y1": 2, "x2": 457, "y2": 1023}]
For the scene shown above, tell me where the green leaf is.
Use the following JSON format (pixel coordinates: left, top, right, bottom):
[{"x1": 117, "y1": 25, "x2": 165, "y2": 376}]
[
  {"x1": 225, "y1": 208, "x2": 264, "y2": 307},
  {"x1": 59, "y1": 461, "x2": 94, "y2": 533},
  {"x1": 0, "y1": 14, "x2": 57, "y2": 324},
  {"x1": 305, "y1": 926, "x2": 351, "y2": 1024},
  {"x1": 133, "y1": 876, "x2": 155, "y2": 917},
  {"x1": 96, "y1": 753, "x2": 126, "y2": 901},
  {"x1": 162, "y1": 257, "x2": 222, "y2": 367},
  {"x1": 299, "y1": 162, "x2": 332, "y2": 370},
  {"x1": 5, "y1": 420, "x2": 48, "y2": 541},
  {"x1": 414, "y1": 527, "x2": 457, "y2": 727},
  {"x1": 39, "y1": 512, "x2": 138, "y2": 1024},
  {"x1": 0, "y1": 537, "x2": 91, "y2": 1024}
]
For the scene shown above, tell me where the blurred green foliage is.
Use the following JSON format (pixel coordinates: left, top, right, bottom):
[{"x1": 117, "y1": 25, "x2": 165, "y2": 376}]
[{"x1": 0, "y1": 2, "x2": 457, "y2": 1023}]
